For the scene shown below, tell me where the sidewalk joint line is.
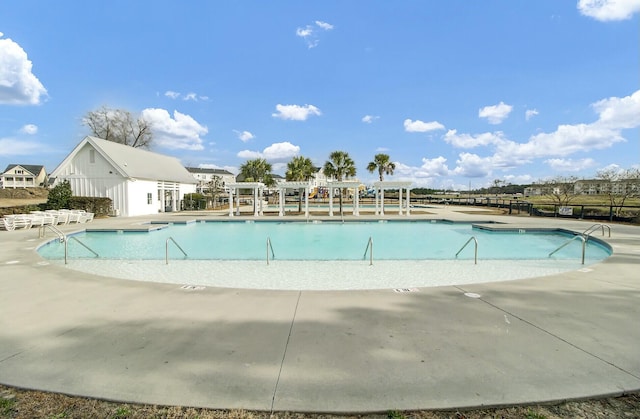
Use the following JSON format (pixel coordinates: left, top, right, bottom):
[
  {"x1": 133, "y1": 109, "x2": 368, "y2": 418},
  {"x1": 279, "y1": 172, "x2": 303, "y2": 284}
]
[
  {"x1": 270, "y1": 290, "x2": 302, "y2": 412},
  {"x1": 454, "y1": 286, "x2": 640, "y2": 381}
]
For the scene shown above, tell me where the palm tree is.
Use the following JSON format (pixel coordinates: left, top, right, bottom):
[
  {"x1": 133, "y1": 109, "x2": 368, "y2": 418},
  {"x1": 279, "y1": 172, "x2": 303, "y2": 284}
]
[
  {"x1": 367, "y1": 153, "x2": 396, "y2": 181},
  {"x1": 286, "y1": 156, "x2": 315, "y2": 212},
  {"x1": 323, "y1": 151, "x2": 356, "y2": 215},
  {"x1": 238, "y1": 158, "x2": 274, "y2": 212},
  {"x1": 238, "y1": 158, "x2": 274, "y2": 186}
]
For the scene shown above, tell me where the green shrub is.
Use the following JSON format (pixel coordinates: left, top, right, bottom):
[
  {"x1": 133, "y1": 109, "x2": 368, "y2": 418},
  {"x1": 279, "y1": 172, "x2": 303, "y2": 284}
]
[{"x1": 46, "y1": 180, "x2": 73, "y2": 210}]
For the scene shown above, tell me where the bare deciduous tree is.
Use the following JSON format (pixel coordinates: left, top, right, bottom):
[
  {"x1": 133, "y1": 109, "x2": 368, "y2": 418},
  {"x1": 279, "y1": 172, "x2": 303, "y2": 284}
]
[
  {"x1": 596, "y1": 167, "x2": 640, "y2": 216},
  {"x1": 541, "y1": 175, "x2": 579, "y2": 207},
  {"x1": 83, "y1": 106, "x2": 152, "y2": 148}
]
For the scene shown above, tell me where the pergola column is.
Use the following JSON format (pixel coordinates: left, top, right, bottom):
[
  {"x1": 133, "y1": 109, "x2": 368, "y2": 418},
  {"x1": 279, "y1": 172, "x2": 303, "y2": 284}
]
[
  {"x1": 354, "y1": 187, "x2": 359, "y2": 216},
  {"x1": 374, "y1": 188, "x2": 379, "y2": 215},
  {"x1": 173, "y1": 185, "x2": 179, "y2": 212},
  {"x1": 380, "y1": 188, "x2": 385, "y2": 215},
  {"x1": 253, "y1": 188, "x2": 259, "y2": 216},
  {"x1": 406, "y1": 188, "x2": 411, "y2": 215},
  {"x1": 259, "y1": 186, "x2": 264, "y2": 216},
  {"x1": 278, "y1": 189, "x2": 284, "y2": 217},
  {"x1": 228, "y1": 187, "x2": 235, "y2": 217},
  {"x1": 304, "y1": 186, "x2": 309, "y2": 217},
  {"x1": 329, "y1": 187, "x2": 334, "y2": 216},
  {"x1": 158, "y1": 183, "x2": 165, "y2": 213},
  {"x1": 398, "y1": 187, "x2": 403, "y2": 215}
]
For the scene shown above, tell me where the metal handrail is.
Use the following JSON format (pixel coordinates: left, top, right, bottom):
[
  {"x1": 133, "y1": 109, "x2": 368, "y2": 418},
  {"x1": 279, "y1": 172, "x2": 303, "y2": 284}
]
[
  {"x1": 582, "y1": 223, "x2": 611, "y2": 238},
  {"x1": 363, "y1": 236, "x2": 373, "y2": 266},
  {"x1": 267, "y1": 237, "x2": 275, "y2": 265},
  {"x1": 39, "y1": 225, "x2": 99, "y2": 264},
  {"x1": 166, "y1": 237, "x2": 187, "y2": 264},
  {"x1": 67, "y1": 237, "x2": 99, "y2": 263},
  {"x1": 455, "y1": 236, "x2": 478, "y2": 264},
  {"x1": 68, "y1": 236, "x2": 99, "y2": 257},
  {"x1": 39, "y1": 224, "x2": 65, "y2": 240},
  {"x1": 549, "y1": 235, "x2": 586, "y2": 265}
]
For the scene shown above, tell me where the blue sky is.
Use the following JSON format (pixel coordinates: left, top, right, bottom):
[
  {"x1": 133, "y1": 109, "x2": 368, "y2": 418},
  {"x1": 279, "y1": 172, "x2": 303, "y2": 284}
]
[{"x1": 1, "y1": 0, "x2": 639, "y2": 190}]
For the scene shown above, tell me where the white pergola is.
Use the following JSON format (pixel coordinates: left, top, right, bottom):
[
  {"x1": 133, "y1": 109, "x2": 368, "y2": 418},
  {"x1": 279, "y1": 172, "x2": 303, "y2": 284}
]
[
  {"x1": 327, "y1": 181, "x2": 363, "y2": 216},
  {"x1": 275, "y1": 181, "x2": 311, "y2": 217},
  {"x1": 373, "y1": 181, "x2": 413, "y2": 216},
  {"x1": 227, "y1": 182, "x2": 265, "y2": 216}
]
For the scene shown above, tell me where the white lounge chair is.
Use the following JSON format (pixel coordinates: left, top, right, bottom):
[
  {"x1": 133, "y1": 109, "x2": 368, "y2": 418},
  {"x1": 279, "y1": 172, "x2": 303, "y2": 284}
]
[
  {"x1": 0, "y1": 217, "x2": 15, "y2": 231},
  {"x1": 66, "y1": 212, "x2": 81, "y2": 223},
  {"x1": 12, "y1": 216, "x2": 33, "y2": 230}
]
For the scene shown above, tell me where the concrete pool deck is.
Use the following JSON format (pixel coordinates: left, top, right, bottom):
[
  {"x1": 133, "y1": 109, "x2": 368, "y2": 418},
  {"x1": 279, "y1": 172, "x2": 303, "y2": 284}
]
[{"x1": 1, "y1": 206, "x2": 639, "y2": 413}]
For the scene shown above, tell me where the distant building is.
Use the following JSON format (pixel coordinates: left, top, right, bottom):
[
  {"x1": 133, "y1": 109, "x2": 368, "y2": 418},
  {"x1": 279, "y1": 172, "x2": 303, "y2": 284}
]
[
  {"x1": 524, "y1": 178, "x2": 639, "y2": 197},
  {"x1": 1, "y1": 164, "x2": 48, "y2": 189},
  {"x1": 49, "y1": 136, "x2": 196, "y2": 216},
  {"x1": 185, "y1": 167, "x2": 235, "y2": 194}
]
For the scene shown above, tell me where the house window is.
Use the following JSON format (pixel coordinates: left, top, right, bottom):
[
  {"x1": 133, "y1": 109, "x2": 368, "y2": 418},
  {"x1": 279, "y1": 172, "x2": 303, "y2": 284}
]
[
  {"x1": 16, "y1": 170, "x2": 24, "y2": 174},
  {"x1": 147, "y1": 193, "x2": 153, "y2": 205},
  {"x1": 89, "y1": 149, "x2": 95, "y2": 163}
]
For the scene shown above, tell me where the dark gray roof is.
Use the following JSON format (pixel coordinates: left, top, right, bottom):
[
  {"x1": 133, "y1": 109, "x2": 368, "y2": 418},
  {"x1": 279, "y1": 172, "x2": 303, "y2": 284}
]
[
  {"x1": 2, "y1": 164, "x2": 46, "y2": 176},
  {"x1": 185, "y1": 167, "x2": 234, "y2": 175}
]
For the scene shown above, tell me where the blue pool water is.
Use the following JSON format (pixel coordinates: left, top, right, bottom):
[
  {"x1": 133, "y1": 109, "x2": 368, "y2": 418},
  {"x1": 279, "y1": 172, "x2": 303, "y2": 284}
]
[{"x1": 37, "y1": 221, "x2": 611, "y2": 262}]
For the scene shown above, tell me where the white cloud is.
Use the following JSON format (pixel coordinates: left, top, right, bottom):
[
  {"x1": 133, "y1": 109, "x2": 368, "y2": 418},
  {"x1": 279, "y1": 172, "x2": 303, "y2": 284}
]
[
  {"x1": 183, "y1": 92, "x2": 198, "y2": 101},
  {"x1": 403, "y1": 119, "x2": 445, "y2": 133},
  {"x1": 362, "y1": 115, "x2": 380, "y2": 124},
  {"x1": 263, "y1": 142, "x2": 300, "y2": 160},
  {"x1": 444, "y1": 129, "x2": 508, "y2": 148},
  {"x1": 447, "y1": 90, "x2": 640, "y2": 173},
  {"x1": 164, "y1": 91, "x2": 180, "y2": 99},
  {"x1": 234, "y1": 130, "x2": 255, "y2": 142},
  {"x1": 237, "y1": 150, "x2": 263, "y2": 159},
  {"x1": 0, "y1": 137, "x2": 43, "y2": 156},
  {"x1": 272, "y1": 104, "x2": 321, "y2": 120},
  {"x1": 479, "y1": 102, "x2": 513, "y2": 124},
  {"x1": 453, "y1": 153, "x2": 495, "y2": 178},
  {"x1": 164, "y1": 90, "x2": 209, "y2": 101},
  {"x1": 0, "y1": 34, "x2": 47, "y2": 105},
  {"x1": 237, "y1": 141, "x2": 300, "y2": 162},
  {"x1": 545, "y1": 158, "x2": 597, "y2": 171},
  {"x1": 296, "y1": 26, "x2": 313, "y2": 37},
  {"x1": 19, "y1": 124, "x2": 38, "y2": 135},
  {"x1": 591, "y1": 89, "x2": 640, "y2": 129},
  {"x1": 141, "y1": 108, "x2": 207, "y2": 151},
  {"x1": 315, "y1": 21, "x2": 334, "y2": 30},
  {"x1": 296, "y1": 20, "x2": 333, "y2": 48},
  {"x1": 578, "y1": 0, "x2": 640, "y2": 21},
  {"x1": 525, "y1": 109, "x2": 539, "y2": 121},
  {"x1": 375, "y1": 147, "x2": 390, "y2": 152}
]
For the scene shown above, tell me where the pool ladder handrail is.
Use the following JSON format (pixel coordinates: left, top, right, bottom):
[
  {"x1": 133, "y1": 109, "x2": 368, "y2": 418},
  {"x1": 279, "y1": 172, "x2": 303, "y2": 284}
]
[
  {"x1": 166, "y1": 237, "x2": 187, "y2": 264},
  {"x1": 39, "y1": 224, "x2": 99, "y2": 264},
  {"x1": 549, "y1": 234, "x2": 586, "y2": 264},
  {"x1": 363, "y1": 236, "x2": 373, "y2": 266},
  {"x1": 582, "y1": 223, "x2": 611, "y2": 238},
  {"x1": 455, "y1": 236, "x2": 478, "y2": 265},
  {"x1": 266, "y1": 237, "x2": 275, "y2": 265}
]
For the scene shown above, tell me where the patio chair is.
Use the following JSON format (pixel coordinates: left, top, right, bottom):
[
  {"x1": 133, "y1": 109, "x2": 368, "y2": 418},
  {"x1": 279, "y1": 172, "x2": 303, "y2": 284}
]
[{"x1": 0, "y1": 217, "x2": 15, "y2": 231}]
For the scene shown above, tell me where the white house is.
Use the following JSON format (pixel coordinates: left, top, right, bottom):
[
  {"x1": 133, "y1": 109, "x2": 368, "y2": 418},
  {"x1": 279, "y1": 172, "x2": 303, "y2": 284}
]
[
  {"x1": 185, "y1": 167, "x2": 235, "y2": 193},
  {"x1": 50, "y1": 136, "x2": 196, "y2": 216},
  {"x1": 1, "y1": 164, "x2": 48, "y2": 189}
]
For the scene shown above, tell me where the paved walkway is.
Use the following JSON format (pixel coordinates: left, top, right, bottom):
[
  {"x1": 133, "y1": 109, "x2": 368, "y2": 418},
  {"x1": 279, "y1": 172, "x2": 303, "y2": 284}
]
[{"x1": 1, "y1": 207, "x2": 639, "y2": 413}]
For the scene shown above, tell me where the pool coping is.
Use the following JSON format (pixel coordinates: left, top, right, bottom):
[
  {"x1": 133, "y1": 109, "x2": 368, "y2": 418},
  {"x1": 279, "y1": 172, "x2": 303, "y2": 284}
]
[{"x1": 1, "y1": 208, "x2": 639, "y2": 413}]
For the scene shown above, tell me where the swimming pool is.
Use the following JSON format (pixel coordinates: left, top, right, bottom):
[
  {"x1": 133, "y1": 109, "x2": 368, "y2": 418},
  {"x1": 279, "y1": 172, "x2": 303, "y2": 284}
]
[
  {"x1": 37, "y1": 220, "x2": 610, "y2": 262},
  {"x1": 36, "y1": 220, "x2": 611, "y2": 290}
]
